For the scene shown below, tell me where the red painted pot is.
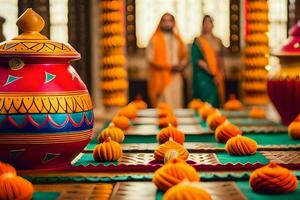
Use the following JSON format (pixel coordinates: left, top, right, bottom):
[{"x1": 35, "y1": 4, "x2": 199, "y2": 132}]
[
  {"x1": 268, "y1": 22, "x2": 300, "y2": 125},
  {"x1": 0, "y1": 9, "x2": 93, "y2": 169}
]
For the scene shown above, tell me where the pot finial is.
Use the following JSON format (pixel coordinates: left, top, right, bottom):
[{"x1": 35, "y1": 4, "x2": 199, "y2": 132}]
[{"x1": 14, "y1": 8, "x2": 47, "y2": 40}]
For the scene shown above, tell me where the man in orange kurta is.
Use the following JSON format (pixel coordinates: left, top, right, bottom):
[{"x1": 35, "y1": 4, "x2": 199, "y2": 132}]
[{"x1": 146, "y1": 13, "x2": 187, "y2": 108}]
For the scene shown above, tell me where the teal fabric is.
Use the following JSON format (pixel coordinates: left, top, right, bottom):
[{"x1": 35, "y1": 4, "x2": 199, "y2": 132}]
[
  {"x1": 156, "y1": 181, "x2": 300, "y2": 200},
  {"x1": 73, "y1": 153, "x2": 118, "y2": 167},
  {"x1": 156, "y1": 190, "x2": 164, "y2": 200},
  {"x1": 25, "y1": 172, "x2": 300, "y2": 184},
  {"x1": 217, "y1": 152, "x2": 269, "y2": 165},
  {"x1": 125, "y1": 135, "x2": 157, "y2": 143},
  {"x1": 84, "y1": 139, "x2": 98, "y2": 150},
  {"x1": 245, "y1": 132, "x2": 300, "y2": 146},
  {"x1": 74, "y1": 152, "x2": 270, "y2": 167},
  {"x1": 122, "y1": 132, "x2": 297, "y2": 146},
  {"x1": 85, "y1": 130, "x2": 298, "y2": 151},
  {"x1": 85, "y1": 117, "x2": 294, "y2": 152},
  {"x1": 191, "y1": 39, "x2": 219, "y2": 108},
  {"x1": 85, "y1": 135, "x2": 218, "y2": 151},
  {"x1": 198, "y1": 117, "x2": 208, "y2": 129},
  {"x1": 124, "y1": 134, "x2": 217, "y2": 144},
  {"x1": 33, "y1": 192, "x2": 60, "y2": 200},
  {"x1": 236, "y1": 181, "x2": 300, "y2": 200}
]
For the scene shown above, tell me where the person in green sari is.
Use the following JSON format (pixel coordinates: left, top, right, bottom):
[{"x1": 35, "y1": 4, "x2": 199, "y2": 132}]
[{"x1": 191, "y1": 15, "x2": 225, "y2": 108}]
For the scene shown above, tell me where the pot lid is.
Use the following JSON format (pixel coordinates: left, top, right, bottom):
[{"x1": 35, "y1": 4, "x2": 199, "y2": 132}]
[
  {"x1": 0, "y1": 8, "x2": 80, "y2": 60},
  {"x1": 274, "y1": 21, "x2": 300, "y2": 57}
]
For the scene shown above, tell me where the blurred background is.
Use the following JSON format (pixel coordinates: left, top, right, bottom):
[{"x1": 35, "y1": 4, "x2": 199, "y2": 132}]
[{"x1": 0, "y1": 0, "x2": 299, "y2": 116}]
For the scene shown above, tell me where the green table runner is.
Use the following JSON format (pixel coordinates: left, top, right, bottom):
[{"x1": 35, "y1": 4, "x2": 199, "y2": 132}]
[
  {"x1": 217, "y1": 152, "x2": 269, "y2": 165},
  {"x1": 85, "y1": 132, "x2": 299, "y2": 151},
  {"x1": 155, "y1": 181, "x2": 300, "y2": 200},
  {"x1": 74, "y1": 153, "x2": 118, "y2": 167},
  {"x1": 25, "y1": 172, "x2": 300, "y2": 184},
  {"x1": 73, "y1": 152, "x2": 269, "y2": 167},
  {"x1": 236, "y1": 181, "x2": 300, "y2": 200},
  {"x1": 31, "y1": 182, "x2": 300, "y2": 200},
  {"x1": 33, "y1": 192, "x2": 60, "y2": 200}
]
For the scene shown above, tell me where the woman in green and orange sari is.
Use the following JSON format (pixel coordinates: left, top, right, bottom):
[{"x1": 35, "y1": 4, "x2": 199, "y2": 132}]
[{"x1": 192, "y1": 15, "x2": 225, "y2": 108}]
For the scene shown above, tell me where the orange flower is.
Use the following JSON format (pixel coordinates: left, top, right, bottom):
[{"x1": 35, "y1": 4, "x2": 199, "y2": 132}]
[
  {"x1": 250, "y1": 162, "x2": 298, "y2": 193},
  {"x1": 225, "y1": 135, "x2": 257, "y2": 155},
  {"x1": 93, "y1": 137, "x2": 122, "y2": 162},
  {"x1": 152, "y1": 158, "x2": 199, "y2": 191},
  {"x1": 215, "y1": 122, "x2": 242, "y2": 143},
  {"x1": 98, "y1": 124, "x2": 125, "y2": 143}
]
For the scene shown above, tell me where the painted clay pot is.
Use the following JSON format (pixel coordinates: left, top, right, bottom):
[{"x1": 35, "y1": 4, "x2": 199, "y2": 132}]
[
  {"x1": 268, "y1": 22, "x2": 300, "y2": 125},
  {"x1": 0, "y1": 9, "x2": 93, "y2": 169}
]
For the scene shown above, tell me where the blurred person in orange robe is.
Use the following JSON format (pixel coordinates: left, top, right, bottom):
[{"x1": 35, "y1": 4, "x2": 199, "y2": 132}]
[{"x1": 146, "y1": 13, "x2": 188, "y2": 108}]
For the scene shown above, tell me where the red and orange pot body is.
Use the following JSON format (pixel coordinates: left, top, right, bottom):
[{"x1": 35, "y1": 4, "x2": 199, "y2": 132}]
[
  {"x1": 267, "y1": 22, "x2": 300, "y2": 125},
  {"x1": 0, "y1": 61, "x2": 93, "y2": 169},
  {"x1": 267, "y1": 58, "x2": 300, "y2": 125}
]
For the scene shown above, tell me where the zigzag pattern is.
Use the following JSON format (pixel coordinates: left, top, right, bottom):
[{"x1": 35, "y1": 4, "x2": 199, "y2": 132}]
[{"x1": 0, "y1": 93, "x2": 93, "y2": 114}]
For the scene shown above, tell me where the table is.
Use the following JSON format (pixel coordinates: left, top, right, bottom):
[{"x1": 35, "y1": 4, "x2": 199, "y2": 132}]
[{"x1": 20, "y1": 109, "x2": 300, "y2": 200}]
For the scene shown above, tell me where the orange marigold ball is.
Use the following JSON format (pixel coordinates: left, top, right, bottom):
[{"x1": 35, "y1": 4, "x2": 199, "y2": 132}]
[
  {"x1": 215, "y1": 123, "x2": 242, "y2": 143},
  {"x1": 98, "y1": 124, "x2": 125, "y2": 143},
  {"x1": 198, "y1": 105, "x2": 216, "y2": 121},
  {"x1": 158, "y1": 115, "x2": 178, "y2": 128},
  {"x1": 158, "y1": 108, "x2": 173, "y2": 118},
  {"x1": 93, "y1": 137, "x2": 122, "y2": 162},
  {"x1": 249, "y1": 107, "x2": 266, "y2": 119},
  {"x1": 157, "y1": 124, "x2": 185, "y2": 144},
  {"x1": 0, "y1": 173, "x2": 34, "y2": 200},
  {"x1": 130, "y1": 97, "x2": 147, "y2": 109},
  {"x1": 112, "y1": 115, "x2": 130, "y2": 131},
  {"x1": 223, "y1": 95, "x2": 243, "y2": 111},
  {"x1": 288, "y1": 114, "x2": 300, "y2": 139},
  {"x1": 225, "y1": 135, "x2": 257, "y2": 155},
  {"x1": 163, "y1": 182, "x2": 212, "y2": 200},
  {"x1": 206, "y1": 113, "x2": 227, "y2": 131},
  {"x1": 188, "y1": 99, "x2": 204, "y2": 110},
  {"x1": 0, "y1": 161, "x2": 16, "y2": 176},
  {"x1": 118, "y1": 105, "x2": 137, "y2": 119},
  {"x1": 250, "y1": 162, "x2": 298, "y2": 193},
  {"x1": 154, "y1": 138, "x2": 189, "y2": 162},
  {"x1": 152, "y1": 158, "x2": 199, "y2": 191}
]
